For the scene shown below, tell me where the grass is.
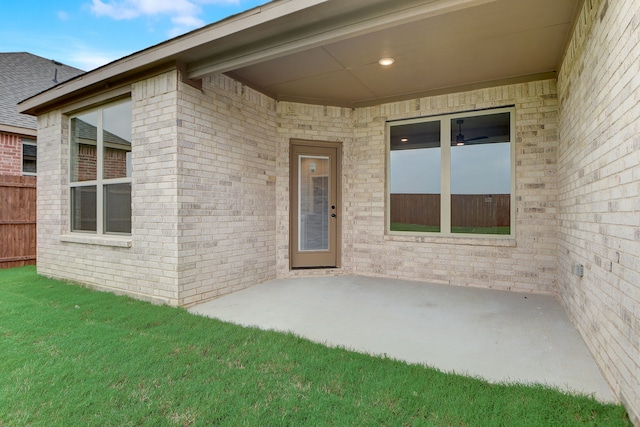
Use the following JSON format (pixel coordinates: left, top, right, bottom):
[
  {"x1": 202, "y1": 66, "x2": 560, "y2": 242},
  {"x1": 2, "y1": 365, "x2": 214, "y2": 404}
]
[
  {"x1": 0, "y1": 267, "x2": 630, "y2": 426},
  {"x1": 391, "y1": 222, "x2": 510, "y2": 235}
]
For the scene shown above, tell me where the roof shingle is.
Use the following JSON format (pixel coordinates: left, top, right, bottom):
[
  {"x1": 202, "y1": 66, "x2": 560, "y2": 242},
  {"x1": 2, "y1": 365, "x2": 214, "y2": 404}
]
[{"x1": 0, "y1": 52, "x2": 84, "y2": 131}]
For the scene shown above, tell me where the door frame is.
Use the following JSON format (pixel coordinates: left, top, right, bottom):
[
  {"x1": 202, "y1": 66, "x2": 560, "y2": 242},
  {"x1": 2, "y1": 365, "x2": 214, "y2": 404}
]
[{"x1": 289, "y1": 139, "x2": 342, "y2": 269}]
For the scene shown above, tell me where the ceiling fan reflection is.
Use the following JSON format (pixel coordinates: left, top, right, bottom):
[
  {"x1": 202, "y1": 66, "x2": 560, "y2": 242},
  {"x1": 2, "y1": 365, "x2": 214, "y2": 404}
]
[{"x1": 455, "y1": 119, "x2": 488, "y2": 146}]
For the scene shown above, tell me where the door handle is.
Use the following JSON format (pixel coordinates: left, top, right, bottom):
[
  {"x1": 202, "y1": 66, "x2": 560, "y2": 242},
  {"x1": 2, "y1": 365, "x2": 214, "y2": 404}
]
[{"x1": 331, "y1": 214, "x2": 336, "y2": 218}]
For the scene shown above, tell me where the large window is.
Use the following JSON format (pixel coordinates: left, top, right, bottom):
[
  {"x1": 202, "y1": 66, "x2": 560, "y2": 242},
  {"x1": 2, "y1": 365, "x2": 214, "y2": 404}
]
[
  {"x1": 69, "y1": 99, "x2": 132, "y2": 234},
  {"x1": 388, "y1": 107, "x2": 514, "y2": 237}
]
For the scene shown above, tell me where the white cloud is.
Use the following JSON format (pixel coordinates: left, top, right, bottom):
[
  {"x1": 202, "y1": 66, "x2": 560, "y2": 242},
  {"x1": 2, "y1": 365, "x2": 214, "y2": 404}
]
[
  {"x1": 172, "y1": 14, "x2": 205, "y2": 28},
  {"x1": 70, "y1": 52, "x2": 120, "y2": 70},
  {"x1": 90, "y1": 0, "x2": 241, "y2": 36},
  {"x1": 63, "y1": 42, "x2": 131, "y2": 70},
  {"x1": 57, "y1": 11, "x2": 70, "y2": 21}
]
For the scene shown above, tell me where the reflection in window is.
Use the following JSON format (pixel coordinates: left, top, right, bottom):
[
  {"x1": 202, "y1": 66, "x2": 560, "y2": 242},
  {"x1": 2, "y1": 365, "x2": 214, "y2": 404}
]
[
  {"x1": 70, "y1": 110, "x2": 99, "y2": 182},
  {"x1": 388, "y1": 109, "x2": 513, "y2": 236},
  {"x1": 450, "y1": 113, "x2": 511, "y2": 234},
  {"x1": 103, "y1": 101, "x2": 132, "y2": 180},
  {"x1": 104, "y1": 183, "x2": 132, "y2": 233},
  {"x1": 70, "y1": 99, "x2": 132, "y2": 234},
  {"x1": 390, "y1": 120, "x2": 441, "y2": 232},
  {"x1": 22, "y1": 139, "x2": 37, "y2": 174},
  {"x1": 71, "y1": 186, "x2": 97, "y2": 231}
]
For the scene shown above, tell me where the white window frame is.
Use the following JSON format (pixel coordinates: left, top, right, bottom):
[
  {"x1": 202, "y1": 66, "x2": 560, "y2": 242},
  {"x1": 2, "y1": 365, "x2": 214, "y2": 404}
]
[
  {"x1": 21, "y1": 138, "x2": 37, "y2": 176},
  {"x1": 69, "y1": 98, "x2": 132, "y2": 236},
  {"x1": 386, "y1": 106, "x2": 516, "y2": 239}
]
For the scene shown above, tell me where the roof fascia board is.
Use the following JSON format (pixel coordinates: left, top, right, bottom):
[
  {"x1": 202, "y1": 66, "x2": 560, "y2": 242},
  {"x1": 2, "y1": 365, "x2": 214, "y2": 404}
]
[
  {"x1": 187, "y1": 0, "x2": 499, "y2": 79},
  {"x1": 0, "y1": 124, "x2": 37, "y2": 137},
  {"x1": 18, "y1": 0, "x2": 329, "y2": 115},
  {"x1": 61, "y1": 85, "x2": 132, "y2": 116},
  {"x1": 20, "y1": 64, "x2": 175, "y2": 116}
]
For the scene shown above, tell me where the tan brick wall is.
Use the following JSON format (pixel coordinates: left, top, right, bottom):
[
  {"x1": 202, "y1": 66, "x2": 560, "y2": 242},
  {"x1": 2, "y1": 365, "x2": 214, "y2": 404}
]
[
  {"x1": 175, "y1": 74, "x2": 278, "y2": 306},
  {"x1": 557, "y1": 0, "x2": 640, "y2": 421},
  {"x1": 277, "y1": 80, "x2": 559, "y2": 295},
  {"x1": 276, "y1": 103, "x2": 355, "y2": 276},
  {"x1": 36, "y1": 74, "x2": 561, "y2": 302},
  {"x1": 35, "y1": 70, "x2": 279, "y2": 306},
  {"x1": 36, "y1": 71, "x2": 182, "y2": 305},
  {"x1": 34, "y1": 111, "x2": 65, "y2": 274}
]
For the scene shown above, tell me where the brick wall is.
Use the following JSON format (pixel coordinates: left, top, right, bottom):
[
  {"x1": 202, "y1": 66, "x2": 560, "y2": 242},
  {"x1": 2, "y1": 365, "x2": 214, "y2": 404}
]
[
  {"x1": 103, "y1": 146, "x2": 127, "y2": 179},
  {"x1": 276, "y1": 104, "x2": 355, "y2": 276},
  {"x1": 36, "y1": 71, "x2": 182, "y2": 305},
  {"x1": 76, "y1": 145, "x2": 97, "y2": 181},
  {"x1": 277, "y1": 80, "x2": 559, "y2": 295},
  {"x1": 33, "y1": 111, "x2": 64, "y2": 274},
  {"x1": 175, "y1": 74, "x2": 278, "y2": 306},
  {"x1": 557, "y1": 0, "x2": 640, "y2": 422},
  {"x1": 35, "y1": 70, "x2": 280, "y2": 307},
  {"x1": 35, "y1": 75, "x2": 560, "y2": 301},
  {"x1": 0, "y1": 132, "x2": 24, "y2": 175}
]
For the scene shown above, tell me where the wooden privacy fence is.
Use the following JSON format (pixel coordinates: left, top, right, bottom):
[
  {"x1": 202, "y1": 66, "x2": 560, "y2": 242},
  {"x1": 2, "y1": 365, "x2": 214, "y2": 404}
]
[
  {"x1": 390, "y1": 193, "x2": 510, "y2": 227},
  {"x1": 0, "y1": 176, "x2": 36, "y2": 268}
]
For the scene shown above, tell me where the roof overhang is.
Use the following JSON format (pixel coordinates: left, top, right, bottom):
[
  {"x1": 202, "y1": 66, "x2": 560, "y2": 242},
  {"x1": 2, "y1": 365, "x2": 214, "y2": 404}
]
[
  {"x1": 0, "y1": 124, "x2": 37, "y2": 137},
  {"x1": 18, "y1": 0, "x2": 582, "y2": 115}
]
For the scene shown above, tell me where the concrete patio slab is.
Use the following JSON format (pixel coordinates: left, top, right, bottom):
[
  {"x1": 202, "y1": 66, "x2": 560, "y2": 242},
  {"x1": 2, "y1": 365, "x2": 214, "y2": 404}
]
[{"x1": 189, "y1": 275, "x2": 614, "y2": 402}]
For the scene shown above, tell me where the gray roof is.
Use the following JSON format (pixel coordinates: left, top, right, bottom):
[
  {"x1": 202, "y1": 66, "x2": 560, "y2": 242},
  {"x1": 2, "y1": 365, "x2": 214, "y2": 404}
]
[
  {"x1": 0, "y1": 52, "x2": 84, "y2": 131},
  {"x1": 72, "y1": 118, "x2": 131, "y2": 147}
]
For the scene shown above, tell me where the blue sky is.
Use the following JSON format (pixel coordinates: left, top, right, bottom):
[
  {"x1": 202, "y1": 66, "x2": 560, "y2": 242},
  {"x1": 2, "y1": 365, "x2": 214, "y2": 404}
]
[{"x1": 1, "y1": 0, "x2": 267, "y2": 71}]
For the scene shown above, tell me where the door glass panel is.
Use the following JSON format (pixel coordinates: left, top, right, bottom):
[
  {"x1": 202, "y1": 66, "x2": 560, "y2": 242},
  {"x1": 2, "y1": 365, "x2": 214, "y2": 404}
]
[{"x1": 298, "y1": 155, "x2": 329, "y2": 251}]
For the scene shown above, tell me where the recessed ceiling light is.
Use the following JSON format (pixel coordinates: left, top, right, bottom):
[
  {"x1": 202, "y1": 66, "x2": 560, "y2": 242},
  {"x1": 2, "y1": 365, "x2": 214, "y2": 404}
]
[
  {"x1": 378, "y1": 57, "x2": 395, "y2": 66},
  {"x1": 400, "y1": 138, "x2": 408, "y2": 142}
]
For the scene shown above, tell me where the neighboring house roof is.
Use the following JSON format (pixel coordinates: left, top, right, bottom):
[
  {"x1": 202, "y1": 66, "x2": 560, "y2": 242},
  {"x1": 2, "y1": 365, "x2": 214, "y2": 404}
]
[
  {"x1": 0, "y1": 52, "x2": 84, "y2": 133},
  {"x1": 72, "y1": 118, "x2": 131, "y2": 148},
  {"x1": 18, "y1": 0, "x2": 581, "y2": 114}
]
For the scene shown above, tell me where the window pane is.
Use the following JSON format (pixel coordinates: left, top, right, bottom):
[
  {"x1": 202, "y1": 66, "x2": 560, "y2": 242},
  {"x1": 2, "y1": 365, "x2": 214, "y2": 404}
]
[
  {"x1": 299, "y1": 156, "x2": 329, "y2": 251},
  {"x1": 389, "y1": 120, "x2": 441, "y2": 232},
  {"x1": 22, "y1": 143, "x2": 36, "y2": 173},
  {"x1": 104, "y1": 183, "x2": 132, "y2": 234},
  {"x1": 70, "y1": 111, "x2": 99, "y2": 182},
  {"x1": 71, "y1": 186, "x2": 97, "y2": 232},
  {"x1": 450, "y1": 113, "x2": 511, "y2": 235},
  {"x1": 103, "y1": 101, "x2": 132, "y2": 179}
]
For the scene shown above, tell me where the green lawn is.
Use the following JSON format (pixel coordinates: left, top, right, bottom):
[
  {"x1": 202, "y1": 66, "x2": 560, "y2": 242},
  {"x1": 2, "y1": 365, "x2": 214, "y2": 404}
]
[
  {"x1": 391, "y1": 222, "x2": 510, "y2": 235},
  {"x1": 0, "y1": 267, "x2": 630, "y2": 426}
]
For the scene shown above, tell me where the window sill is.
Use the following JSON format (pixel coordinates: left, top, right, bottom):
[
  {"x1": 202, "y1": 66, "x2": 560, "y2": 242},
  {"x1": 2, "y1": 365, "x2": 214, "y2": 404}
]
[
  {"x1": 60, "y1": 234, "x2": 132, "y2": 248},
  {"x1": 385, "y1": 233, "x2": 516, "y2": 247}
]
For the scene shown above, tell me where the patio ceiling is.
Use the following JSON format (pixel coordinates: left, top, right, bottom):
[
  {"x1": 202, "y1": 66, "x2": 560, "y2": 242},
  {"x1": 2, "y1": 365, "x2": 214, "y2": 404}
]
[
  {"x1": 191, "y1": 0, "x2": 582, "y2": 108},
  {"x1": 18, "y1": 0, "x2": 582, "y2": 114}
]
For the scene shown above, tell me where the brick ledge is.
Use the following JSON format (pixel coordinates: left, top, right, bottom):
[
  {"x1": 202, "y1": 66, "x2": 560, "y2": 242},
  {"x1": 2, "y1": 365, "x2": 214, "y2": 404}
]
[
  {"x1": 385, "y1": 234, "x2": 516, "y2": 247},
  {"x1": 60, "y1": 234, "x2": 132, "y2": 248}
]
